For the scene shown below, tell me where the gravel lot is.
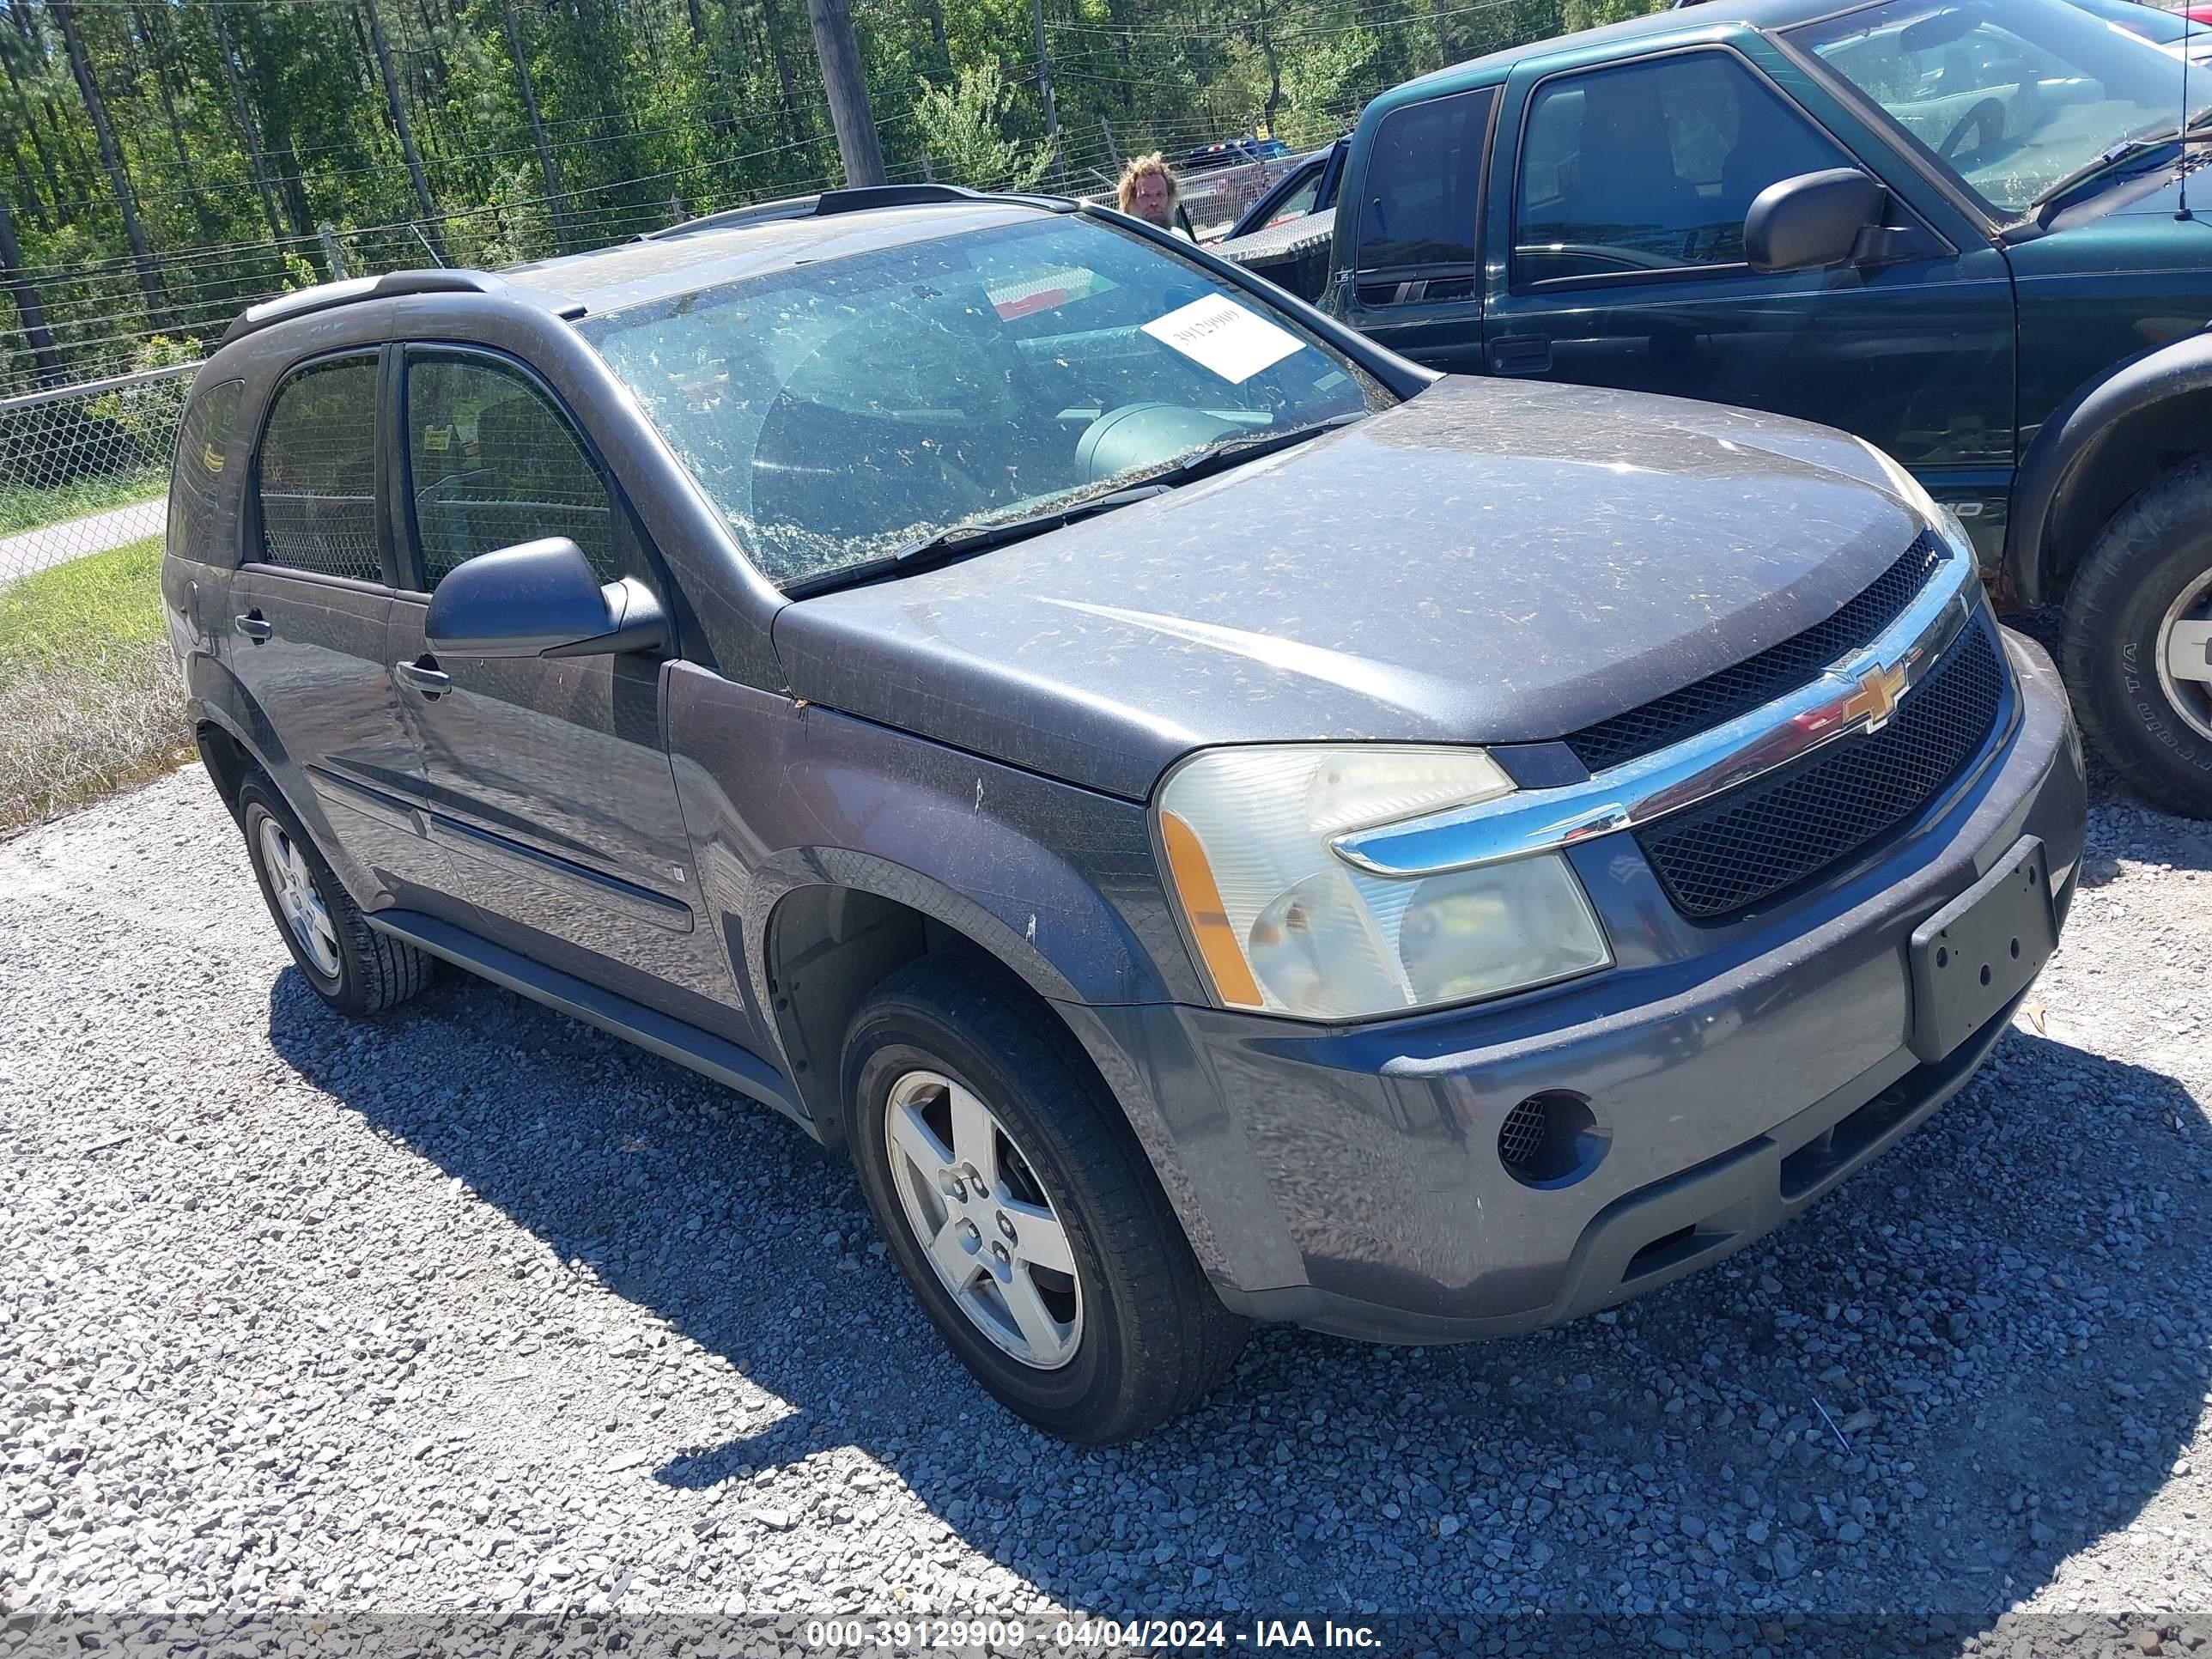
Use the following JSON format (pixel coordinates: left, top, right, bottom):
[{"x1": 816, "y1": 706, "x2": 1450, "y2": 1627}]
[{"x1": 3, "y1": 741, "x2": 2209, "y2": 1657}]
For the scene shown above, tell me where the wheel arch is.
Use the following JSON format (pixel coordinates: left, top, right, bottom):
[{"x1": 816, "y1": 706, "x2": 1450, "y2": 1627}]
[
  {"x1": 754, "y1": 869, "x2": 1227, "y2": 1286},
  {"x1": 755, "y1": 856, "x2": 1096, "y2": 1148},
  {"x1": 187, "y1": 667, "x2": 385, "y2": 908},
  {"x1": 2008, "y1": 331, "x2": 2212, "y2": 607},
  {"x1": 192, "y1": 716, "x2": 256, "y2": 822}
]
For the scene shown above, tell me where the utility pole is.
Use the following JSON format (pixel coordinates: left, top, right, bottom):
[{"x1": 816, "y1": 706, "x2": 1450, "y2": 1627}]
[
  {"x1": 1031, "y1": 0, "x2": 1062, "y2": 191},
  {"x1": 807, "y1": 0, "x2": 884, "y2": 187}
]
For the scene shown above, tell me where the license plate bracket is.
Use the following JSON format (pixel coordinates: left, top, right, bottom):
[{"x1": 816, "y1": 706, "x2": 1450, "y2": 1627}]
[{"x1": 1907, "y1": 836, "x2": 2056, "y2": 1063}]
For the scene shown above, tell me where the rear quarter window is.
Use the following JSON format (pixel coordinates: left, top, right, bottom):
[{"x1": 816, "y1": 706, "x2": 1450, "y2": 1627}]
[
  {"x1": 166, "y1": 378, "x2": 244, "y2": 565},
  {"x1": 1355, "y1": 88, "x2": 1495, "y2": 275}
]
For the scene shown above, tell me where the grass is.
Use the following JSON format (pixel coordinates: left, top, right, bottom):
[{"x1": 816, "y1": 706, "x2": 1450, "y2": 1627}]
[
  {"x1": 0, "y1": 467, "x2": 169, "y2": 539},
  {"x1": 0, "y1": 533, "x2": 192, "y2": 831}
]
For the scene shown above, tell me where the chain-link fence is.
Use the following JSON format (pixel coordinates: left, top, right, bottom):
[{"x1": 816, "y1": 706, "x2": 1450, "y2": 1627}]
[
  {"x1": 0, "y1": 362, "x2": 196, "y2": 588},
  {"x1": 0, "y1": 361, "x2": 198, "y2": 830}
]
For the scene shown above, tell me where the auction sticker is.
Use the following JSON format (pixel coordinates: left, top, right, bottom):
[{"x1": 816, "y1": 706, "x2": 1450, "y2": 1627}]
[{"x1": 1141, "y1": 294, "x2": 1303, "y2": 384}]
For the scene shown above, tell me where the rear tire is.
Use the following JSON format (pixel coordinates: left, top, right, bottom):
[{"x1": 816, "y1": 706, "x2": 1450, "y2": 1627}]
[
  {"x1": 2060, "y1": 460, "x2": 2212, "y2": 817},
  {"x1": 239, "y1": 774, "x2": 434, "y2": 1016},
  {"x1": 842, "y1": 958, "x2": 1247, "y2": 1443}
]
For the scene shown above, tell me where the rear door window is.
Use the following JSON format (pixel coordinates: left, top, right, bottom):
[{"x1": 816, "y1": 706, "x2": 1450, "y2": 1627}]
[
  {"x1": 1354, "y1": 88, "x2": 1496, "y2": 293},
  {"x1": 255, "y1": 356, "x2": 383, "y2": 582}
]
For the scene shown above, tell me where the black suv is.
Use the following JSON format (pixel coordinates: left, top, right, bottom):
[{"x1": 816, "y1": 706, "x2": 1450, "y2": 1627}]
[{"x1": 166, "y1": 185, "x2": 2084, "y2": 1443}]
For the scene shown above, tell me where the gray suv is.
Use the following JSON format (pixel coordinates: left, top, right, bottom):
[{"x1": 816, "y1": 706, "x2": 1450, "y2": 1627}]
[{"x1": 164, "y1": 185, "x2": 2087, "y2": 1443}]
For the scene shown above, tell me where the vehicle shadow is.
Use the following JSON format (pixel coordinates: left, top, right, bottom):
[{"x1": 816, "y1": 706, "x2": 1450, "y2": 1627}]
[{"x1": 264, "y1": 954, "x2": 2212, "y2": 1636}]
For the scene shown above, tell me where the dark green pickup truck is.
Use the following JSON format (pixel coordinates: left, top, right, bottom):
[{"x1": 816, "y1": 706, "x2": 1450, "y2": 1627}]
[{"x1": 1218, "y1": 0, "x2": 2212, "y2": 814}]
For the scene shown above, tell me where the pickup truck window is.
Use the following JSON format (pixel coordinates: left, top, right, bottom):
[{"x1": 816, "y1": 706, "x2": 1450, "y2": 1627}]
[
  {"x1": 1790, "y1": 0, "x2": 2212, "y2": 217},
  {"x1": 1356, "y1": 88, "x2": 1494, "y2": 283},
  {"x1": 1514, "y1": 52, "x2": 1850, "y2": 287}
]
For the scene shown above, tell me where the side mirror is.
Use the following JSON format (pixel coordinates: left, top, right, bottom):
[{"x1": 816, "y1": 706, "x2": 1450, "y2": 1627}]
[
  {"x1": 424, "y1": 536, "x2": 665, "y2": 659},
  {"x1": 1745, "y1": 168, "x2": 1888, "y2": 274}
]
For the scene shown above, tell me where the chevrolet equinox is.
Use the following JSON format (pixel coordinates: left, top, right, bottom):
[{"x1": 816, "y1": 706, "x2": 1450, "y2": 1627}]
[{"x1": 163, "y1": 184, "x2": 2088, "y2": 1443}]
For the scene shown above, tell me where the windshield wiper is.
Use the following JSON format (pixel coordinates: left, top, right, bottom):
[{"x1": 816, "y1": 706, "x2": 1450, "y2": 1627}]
[
  {"x1": 2031, "y1": 125, "x2": 2203, "y2": 215},
  {"x1": 2030, "y1": 138, "x2": 2179, "y2": 214},
  {"x1": 1170, "y1": 410, "x2": 1368, "y2": 485},
  {"x1": 782, "y1": 483, "x2": 1170, "y2": 597}
]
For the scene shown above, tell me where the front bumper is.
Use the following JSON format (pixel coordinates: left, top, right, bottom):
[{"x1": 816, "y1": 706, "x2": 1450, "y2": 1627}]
[{"x1": 1086, "y1": 627, "x2": 2087, "y2": 1342}]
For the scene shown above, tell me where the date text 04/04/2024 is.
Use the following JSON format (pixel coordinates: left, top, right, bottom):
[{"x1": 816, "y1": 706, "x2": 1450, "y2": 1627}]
[{"x1": 802, "y1": 1620, "x2": 1385, "y2": 1650}]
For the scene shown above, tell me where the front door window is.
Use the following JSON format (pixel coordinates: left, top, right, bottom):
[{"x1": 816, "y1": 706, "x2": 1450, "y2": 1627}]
[{"x1": 1514, "y1": 52, "x2": 1852, "y2": 287}]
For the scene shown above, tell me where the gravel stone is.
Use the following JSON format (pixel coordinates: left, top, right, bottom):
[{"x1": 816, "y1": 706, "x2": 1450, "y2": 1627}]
[{"x1": 2, "y1": 750, "x2": 2209, "y2": 1650}]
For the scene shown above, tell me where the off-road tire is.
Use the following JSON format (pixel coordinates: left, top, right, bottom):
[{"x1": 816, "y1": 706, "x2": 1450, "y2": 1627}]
[
  {"x1": 843, "y1": 957, "x2": 1247, "y2": 1443},
  {"x1": 238, "y1": 774, "x2": 434, "y2": 1015},
  {"x1": 2061, "y1": 460, "x2": 2212, "y2": 817}
]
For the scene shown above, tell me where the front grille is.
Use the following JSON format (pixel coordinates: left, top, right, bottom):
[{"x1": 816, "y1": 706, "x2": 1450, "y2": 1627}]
[
  {"x1": 1636, "y1": 617, "x2": 2006, "y2": 922},
  {"x1": 1565, "y1": 531, "x2": 1947, "y2": 771}
]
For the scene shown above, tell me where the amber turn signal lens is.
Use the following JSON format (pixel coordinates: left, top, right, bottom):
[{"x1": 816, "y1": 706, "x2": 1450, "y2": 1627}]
[{"x1": 1158, "y1": 808, "x2": 1265, "y2": 1009}]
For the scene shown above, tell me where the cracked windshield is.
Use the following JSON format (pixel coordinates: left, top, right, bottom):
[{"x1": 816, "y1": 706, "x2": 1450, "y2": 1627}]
[
  {"x1": 583, "y1": 215, "x2": 1388, "y2": 587},
  {"x1": 1792, "y1": 0, "x2": 2212, "y2": 217}
]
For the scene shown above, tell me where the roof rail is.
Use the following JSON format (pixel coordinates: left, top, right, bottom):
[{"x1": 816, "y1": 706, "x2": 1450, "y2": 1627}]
[
  {"x1": 216, "y1": 269, "x2": 511, "y2": 347},
  {"x1": 813, "y1": 183, "x2": 1075, "y2": 215},
  {"x1": 635, "y1": 196, "x2": 823, "y2": 240},
  {"x1": 639, "y1": 183, "x2": 1075, "y2": 242}
]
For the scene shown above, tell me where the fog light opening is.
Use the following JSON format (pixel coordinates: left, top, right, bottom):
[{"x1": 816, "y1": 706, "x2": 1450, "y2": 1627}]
[{"x1": 1498, "y1": 1091, "x2": 1606, "y2": 1188}]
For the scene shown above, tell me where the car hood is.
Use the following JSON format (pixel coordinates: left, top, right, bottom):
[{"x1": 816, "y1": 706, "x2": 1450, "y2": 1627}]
[{"x1": 771, "y1": 376, "x2": 1930, "y2": 801}]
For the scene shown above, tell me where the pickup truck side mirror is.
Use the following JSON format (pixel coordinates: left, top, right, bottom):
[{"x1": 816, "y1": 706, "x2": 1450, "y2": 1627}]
[
  {"x1": 425, "y1": 535, "x2": 666, "y2": 659},
  {"x1": 1745, "y1": 168, "x2": 1890, "y2": 274}
]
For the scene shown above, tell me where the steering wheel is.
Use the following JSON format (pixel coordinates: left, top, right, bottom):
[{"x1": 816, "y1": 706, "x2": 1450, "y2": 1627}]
[{"x1": 1938, "y1": 95, "x2": 2008, "y2": 164}]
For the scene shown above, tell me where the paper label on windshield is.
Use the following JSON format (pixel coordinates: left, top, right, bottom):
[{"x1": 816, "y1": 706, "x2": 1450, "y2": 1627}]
[{"x1": 1141, "y1": 294, "x2": 1303, "y2": 384}]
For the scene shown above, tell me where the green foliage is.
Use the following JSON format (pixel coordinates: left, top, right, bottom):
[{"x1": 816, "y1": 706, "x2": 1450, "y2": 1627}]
[
  {"x1": 0, "y1": 0, "x2": 1657, "y2": 392},
  {"x1": 88, "y1": 335, "x2": 202, "y2": 453},
  {"x1": 0, "y1": 533, "x2": 165, "y2": 681},
  {"x1": 0, "y1": 467, "x2": 166, "y2": 538},
  {"x1": 0, "y1": 533, "x2": 186, "y2": 830},
  {"x1": 1561, "y1": 0, "x2": 1670, "y2": 27},
  {"x1": 915, "y1": 61, "x2": 1054, "y2": 191}
]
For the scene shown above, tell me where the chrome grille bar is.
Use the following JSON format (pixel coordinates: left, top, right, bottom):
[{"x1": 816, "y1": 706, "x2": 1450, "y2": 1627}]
[{"x1": 1332, "y1": 533, "x2": 1986, "y2": 880}]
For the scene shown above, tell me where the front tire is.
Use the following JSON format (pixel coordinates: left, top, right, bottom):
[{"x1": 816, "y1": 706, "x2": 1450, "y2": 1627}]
[
  {"x1": 843, "y1": 959, "x2": 1246, "y2": 1443},
  {"x1": 239, "y1": 774, "x2": 434, "y2": 1016},
  {"x1": 2061, "y1": 460, "x2": 2212, "y2": 817}
]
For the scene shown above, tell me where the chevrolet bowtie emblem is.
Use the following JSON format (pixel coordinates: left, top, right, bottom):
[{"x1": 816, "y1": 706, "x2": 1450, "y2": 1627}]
[{"x1": 1843, "y1": 662, "x2": 1908, "y2": 732}]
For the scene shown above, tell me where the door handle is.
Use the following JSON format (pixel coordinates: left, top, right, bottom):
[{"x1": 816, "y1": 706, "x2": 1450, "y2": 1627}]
[
  {"x1": 393, "y1": 657, "x2": 452, "y2": 699},
  {"x1": 234, "y1": 611, "x2": 272, "y2": 643},
  {"x1": 1488, "y1": 335, "x2": 1553, "y2": 376}
]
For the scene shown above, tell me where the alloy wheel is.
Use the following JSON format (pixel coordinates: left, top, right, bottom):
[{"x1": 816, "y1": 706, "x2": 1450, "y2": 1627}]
[
  {"x1": 2158, "y1": 565, "x2": 2212, "y2": 744},
  {"x1": 881, "y1": 1068, "x2": 1084, "y2": 1370},
  {"x1": 258, "y1": 817, "x2": 343, "y2": 979}
]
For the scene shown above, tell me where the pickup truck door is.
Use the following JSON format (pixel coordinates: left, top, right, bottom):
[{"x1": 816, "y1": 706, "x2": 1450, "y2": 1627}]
[
  {"x1": 1331, "y1": 86, "x2": 1498, "y2": 377},
  {"x1": 1477, "y1": 40, "x2": 2017, "y2": 556}
]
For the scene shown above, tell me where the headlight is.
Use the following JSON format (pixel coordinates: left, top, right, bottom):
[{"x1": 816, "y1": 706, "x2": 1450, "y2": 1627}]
[
  {"x1": 1155, "y1": 744, "x2": 1611, "y2": 1021},
  {"x1": 1860, "y1": 439, "x2": 1975, "y2": 561}
]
